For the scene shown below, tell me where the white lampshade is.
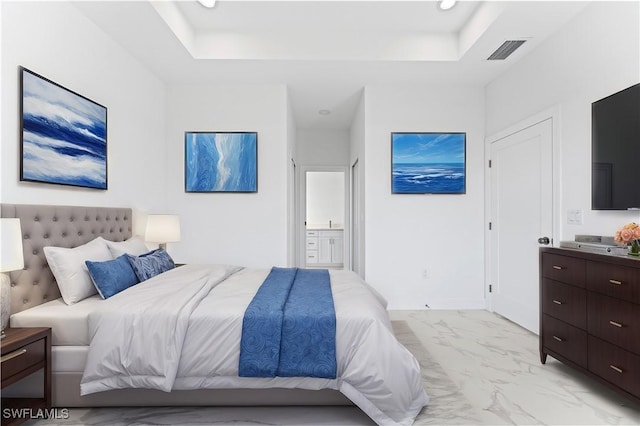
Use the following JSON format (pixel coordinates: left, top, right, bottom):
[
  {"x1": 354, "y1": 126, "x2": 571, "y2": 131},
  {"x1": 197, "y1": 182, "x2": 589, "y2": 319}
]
[
  {"x1": 1, "y1": 218, "x2": 24, "y2": 273},
  {"x1": 145, "y1": 214, "x2": 181, "y2": 244}
]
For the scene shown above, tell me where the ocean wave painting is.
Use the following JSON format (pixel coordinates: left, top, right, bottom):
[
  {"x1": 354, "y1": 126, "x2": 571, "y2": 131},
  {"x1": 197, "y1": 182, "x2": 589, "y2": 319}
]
[
  {"x1": 392, "y1": 132, "x2": 466, "y2": 194},
  {"x1": 185, "y1": 132, "x2": 257, "y2": 192},
  {"x1": 21, "y1": 68, "x2": 107, "y2": 189}
]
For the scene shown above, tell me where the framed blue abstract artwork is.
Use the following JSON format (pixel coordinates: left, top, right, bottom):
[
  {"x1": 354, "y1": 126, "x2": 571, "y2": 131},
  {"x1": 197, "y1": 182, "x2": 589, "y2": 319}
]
[
  {"x1": 185, "y1": 132, "x2": 258, "y2": 193},
  {"x1": 20, "y1": 67, "x2": 107, "y2": 190},
  {"x1": 391, "y1": 132, "x2": 466, "y2": 194}
]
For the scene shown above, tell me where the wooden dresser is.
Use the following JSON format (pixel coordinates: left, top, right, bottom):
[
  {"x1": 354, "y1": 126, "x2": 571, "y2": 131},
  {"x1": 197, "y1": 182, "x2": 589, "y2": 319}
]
[{"x1": 539, "y1": 247, "x2": 640, "y2": 404}]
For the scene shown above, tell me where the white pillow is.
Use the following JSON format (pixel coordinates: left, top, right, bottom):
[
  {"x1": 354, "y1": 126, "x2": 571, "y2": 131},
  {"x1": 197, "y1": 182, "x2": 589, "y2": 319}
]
[
  {"x1": 101, "y1": 236, "x2": 149, "y2": 258},
  {"x1": 44, "y1": 238, "x2": 113, "y2": 305}
]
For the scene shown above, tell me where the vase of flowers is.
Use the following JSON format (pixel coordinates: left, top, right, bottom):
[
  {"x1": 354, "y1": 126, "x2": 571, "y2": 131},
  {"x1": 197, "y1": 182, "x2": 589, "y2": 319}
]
[{"x1": 614, "y1": 222, "x2": 640, "y2": 257}]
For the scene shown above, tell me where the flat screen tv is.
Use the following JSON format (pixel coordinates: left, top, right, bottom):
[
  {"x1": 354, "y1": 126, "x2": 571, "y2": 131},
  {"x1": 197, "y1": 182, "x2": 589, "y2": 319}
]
[{"x1": 591, "y1": 83, "x2": 640, "y2": 210}]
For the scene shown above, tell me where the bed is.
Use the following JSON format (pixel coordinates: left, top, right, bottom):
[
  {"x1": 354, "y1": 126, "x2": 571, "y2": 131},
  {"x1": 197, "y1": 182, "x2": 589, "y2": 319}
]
[{"x1": 1, "y1": 203, "x2": 428, "y2": 425}]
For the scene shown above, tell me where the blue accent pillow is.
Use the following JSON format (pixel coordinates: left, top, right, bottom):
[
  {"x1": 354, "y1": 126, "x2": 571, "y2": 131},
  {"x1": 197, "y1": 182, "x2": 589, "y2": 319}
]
[
  {"x1": 126, "y1": 248, "x2": 175, "y2": 282},
  {"x1": 86, "y1": 255, "x2": 140, "y2": 299}
]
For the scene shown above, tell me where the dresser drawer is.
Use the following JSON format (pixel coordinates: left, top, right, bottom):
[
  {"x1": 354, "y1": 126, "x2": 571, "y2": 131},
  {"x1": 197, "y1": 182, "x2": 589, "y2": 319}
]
[
  {"x1": 306, "y1": 251, "x2": 318, "y2": 264},
  {"x1": 586, "y1": 261, "x2": 640, "y2": 303},
  {"x1": 542, "y1": 279, "x2": 587, "y2": 329},
  {"x1": 587, "y1": 292, "x2": 640, "y2": 354},
  {"x1": 306, "y1": 238, "x2": 318, "y2": 249},
  {"x1": 542, "y1": 314, "x2": 588, "y2": 368},
  {"x1": 542, "y1": 253, "x2": 585, "y2": 287},
  {"x1": 306, "y1": 230, "x2": 319, "y2": 238},
  {"x1": 588, "y1": 335, "x2": 640, "y2": 397},
  {"x1": 1, "y1": 338, "x2": 45, "y2": 382}
]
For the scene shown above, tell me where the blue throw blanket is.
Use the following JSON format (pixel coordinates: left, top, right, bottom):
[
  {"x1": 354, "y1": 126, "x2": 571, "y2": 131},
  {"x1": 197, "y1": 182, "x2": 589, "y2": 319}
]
[{"x1": 239, "y1": 267, "x2": 337, "y2": 379}]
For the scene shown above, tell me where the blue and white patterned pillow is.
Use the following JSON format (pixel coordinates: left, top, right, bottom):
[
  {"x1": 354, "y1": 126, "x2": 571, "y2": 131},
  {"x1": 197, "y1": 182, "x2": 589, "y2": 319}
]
[{"x1": 126, "y1": 249, "x2": 175, "y2": 282}]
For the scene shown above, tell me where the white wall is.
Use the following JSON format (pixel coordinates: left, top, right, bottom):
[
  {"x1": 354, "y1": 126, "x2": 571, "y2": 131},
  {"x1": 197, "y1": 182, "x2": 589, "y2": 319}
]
[
  {"x1": 364, "y1": 85, "x2": 485, "y2": 309},
  {"x1": 0, "y1": 1, "x2": 167, "y2": 235},
  {"x1": 164, "y1": 84, "x2": 289, "y2": 268},
  {"x1": 486, "y1": 1, "x2": 640, "y2": 241},
  {"x1": 6, "y1": 1, "x2": 636, "y2": 312},
  {"x1": 296, "y1": 129, "x2": 350, "y2": 166}
]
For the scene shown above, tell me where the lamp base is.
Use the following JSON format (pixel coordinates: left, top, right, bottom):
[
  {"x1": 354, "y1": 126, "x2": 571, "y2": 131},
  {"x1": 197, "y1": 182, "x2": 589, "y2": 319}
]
[{"x1": 1, "y1": 272, "x2": 11, "y2": 335}]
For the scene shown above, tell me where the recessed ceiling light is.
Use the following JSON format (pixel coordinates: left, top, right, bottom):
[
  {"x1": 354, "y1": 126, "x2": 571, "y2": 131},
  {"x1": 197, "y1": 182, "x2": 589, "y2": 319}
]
[
  {"x1": 439, "y1": 0, "x2": 456, "y2": 11},
  {"x1": 198, "y1": 0, "x2": 216, "y2": 8},
  {"x1": 318, "y1": 109, "x2": 331, "y2": 116}
]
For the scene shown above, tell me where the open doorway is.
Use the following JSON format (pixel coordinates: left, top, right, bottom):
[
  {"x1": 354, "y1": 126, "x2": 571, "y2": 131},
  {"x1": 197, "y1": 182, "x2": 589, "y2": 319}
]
[{"x1": 298, "y1": 167, "x2": 348, "y2": 269}]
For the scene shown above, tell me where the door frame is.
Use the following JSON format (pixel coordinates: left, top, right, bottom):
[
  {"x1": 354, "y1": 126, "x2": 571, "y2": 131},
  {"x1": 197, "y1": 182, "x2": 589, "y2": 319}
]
[
  {"x1": 296, "y1": 165, "x2": 350, "y2": 269},
  {"x1": 484, "y1": 106, "x2": 561, "y2": 311},
  {"x1": 350, "y1": 158, "x2": 362, "y2": 277}
]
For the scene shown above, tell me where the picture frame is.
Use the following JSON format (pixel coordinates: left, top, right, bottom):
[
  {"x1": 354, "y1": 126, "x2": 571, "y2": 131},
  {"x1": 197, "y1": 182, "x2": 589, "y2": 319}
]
[
  {"x1": 20, "y1": 67, "x2": 108, "y2": 190},
  {"x1": 184, "y1": 131, "x2": 258, "y2": 193},
  {"x1": 391, "y1": 132, "x2": 466, "y2": 194}
]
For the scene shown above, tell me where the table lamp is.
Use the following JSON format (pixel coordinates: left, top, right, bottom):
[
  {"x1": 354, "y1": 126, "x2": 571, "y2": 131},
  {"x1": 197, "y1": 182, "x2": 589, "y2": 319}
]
[
  {"x1": 1, "y1": 218, "x2": 24, "y2": 338},
  {"x1": 145, "y1": 214, "x2": 181, "y2": 251}
]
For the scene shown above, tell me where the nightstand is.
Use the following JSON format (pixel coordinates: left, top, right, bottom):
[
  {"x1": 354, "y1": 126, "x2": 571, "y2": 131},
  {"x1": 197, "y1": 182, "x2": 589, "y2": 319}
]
[{"x1": 1, "y1": 327, "x2": 52, "y2": 426}]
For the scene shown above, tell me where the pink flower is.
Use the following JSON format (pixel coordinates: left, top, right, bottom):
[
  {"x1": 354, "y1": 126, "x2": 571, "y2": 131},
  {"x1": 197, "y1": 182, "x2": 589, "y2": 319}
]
[
  {"x1": 621, "y1": 229, "x2": 635, "y2": 242},
  {"x1": 614, "y1": 230, "x2": 623, "y2": 244},
  {"x1": 615, "y1": 222, "x2": 640, "y2": 245}
]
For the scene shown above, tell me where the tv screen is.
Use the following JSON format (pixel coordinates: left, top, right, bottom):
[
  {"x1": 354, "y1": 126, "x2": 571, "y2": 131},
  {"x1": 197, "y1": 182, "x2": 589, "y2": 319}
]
[{"x1": 591, "y1": 83, "x2": 640, "y2": 210}]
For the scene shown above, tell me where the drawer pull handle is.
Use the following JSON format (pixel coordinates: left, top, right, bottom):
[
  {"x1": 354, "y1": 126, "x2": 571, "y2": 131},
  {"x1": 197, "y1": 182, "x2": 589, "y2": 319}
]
[
  {"x1": 609, "y1": 365, "x2": 623, "y2": 374},
  {"x1": 552, "y1": 266, "x2": 563, "y2": 270},
  {"x1": 552, "y1": 300, "x2": 563, "y2": 305},
  {"x1": 0, "y1": 348, "x2": 27, "y2": 363},
  {"x1": 552, "y1": 335, "x2": 563, "y2": 342},
  {"x1": 609, "y1": 279, "x2": 622, "y2": 285},
  {"x1": 609, "y1": 320, "x2": 623, "y2": 328}
]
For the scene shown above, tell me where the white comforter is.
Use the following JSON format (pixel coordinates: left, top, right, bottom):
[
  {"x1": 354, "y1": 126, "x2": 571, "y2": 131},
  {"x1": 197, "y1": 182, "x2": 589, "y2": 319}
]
[{"x1": 81, "y1": 264, "x2": 428, "y2": 425}]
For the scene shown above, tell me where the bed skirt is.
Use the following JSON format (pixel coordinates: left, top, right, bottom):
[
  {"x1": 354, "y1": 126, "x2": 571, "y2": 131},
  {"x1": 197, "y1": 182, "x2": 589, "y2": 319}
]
[{"x1": 5, "y1": 371, "x2": 352, "y2": 407}]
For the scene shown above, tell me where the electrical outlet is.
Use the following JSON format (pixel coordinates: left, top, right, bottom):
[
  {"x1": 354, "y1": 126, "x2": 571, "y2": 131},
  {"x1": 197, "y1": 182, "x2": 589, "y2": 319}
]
[{"x1": 422, "y1": 269, "x2": 429, "y2": 279}]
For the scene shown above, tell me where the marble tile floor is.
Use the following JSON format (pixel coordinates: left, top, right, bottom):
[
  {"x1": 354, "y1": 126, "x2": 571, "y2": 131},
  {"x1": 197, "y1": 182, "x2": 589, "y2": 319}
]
[{"x1": 27, "y1": 310, "x2": 640, "y2": 426}]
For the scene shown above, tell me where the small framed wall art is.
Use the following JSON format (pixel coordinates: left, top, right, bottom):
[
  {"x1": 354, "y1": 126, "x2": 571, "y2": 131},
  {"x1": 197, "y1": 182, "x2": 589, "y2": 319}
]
[
  {"x1": 185, "y1": 131, "x2": 258, "y2": 193},
  {"x1": 20, "y1": 67, "x2": 107, "y2": 190},
  {"x1": 391, "y1": 132, "x2": 466, "y2": 194}
]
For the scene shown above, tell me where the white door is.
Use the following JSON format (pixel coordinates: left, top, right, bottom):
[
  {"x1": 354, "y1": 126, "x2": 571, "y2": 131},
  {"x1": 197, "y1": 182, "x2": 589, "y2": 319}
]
[{"x1": 490, "y1": 118, "x2": 553, "y2": 334}]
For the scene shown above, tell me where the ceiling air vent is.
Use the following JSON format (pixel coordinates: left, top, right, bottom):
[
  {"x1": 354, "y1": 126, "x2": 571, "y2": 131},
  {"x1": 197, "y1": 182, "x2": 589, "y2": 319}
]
[{"x1": 487, "y1": 40, "x2": 527, "y2": 60}]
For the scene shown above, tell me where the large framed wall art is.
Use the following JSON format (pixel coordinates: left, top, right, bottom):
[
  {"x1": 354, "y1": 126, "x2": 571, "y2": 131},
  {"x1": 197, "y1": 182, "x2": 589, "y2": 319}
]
[
  {"x1": 20, "y1": 67, "x2": 108, "y2": 190},
  {"x1": 391, "y1": 132, "x2": 466, "y2": 194},
  {"x1": 184, "y1": 131, "x2": 258, "y2": 193}
]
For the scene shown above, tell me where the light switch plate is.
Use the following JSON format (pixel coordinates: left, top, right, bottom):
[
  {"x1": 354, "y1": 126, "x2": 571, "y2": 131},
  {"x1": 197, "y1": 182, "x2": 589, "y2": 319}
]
[{"x1": 567, "y1": 209, "x2": 583, "y2": 225}]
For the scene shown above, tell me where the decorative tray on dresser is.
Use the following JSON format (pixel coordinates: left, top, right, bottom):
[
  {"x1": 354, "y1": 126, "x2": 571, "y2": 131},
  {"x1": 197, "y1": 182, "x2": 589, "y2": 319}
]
[{"x1": 539, "y1": 247, "x2": 640, "y2": 404}]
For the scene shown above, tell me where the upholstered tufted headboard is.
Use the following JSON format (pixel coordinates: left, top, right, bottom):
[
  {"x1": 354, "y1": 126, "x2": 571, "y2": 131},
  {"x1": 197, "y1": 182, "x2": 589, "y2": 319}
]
[{"x1": 1, "y1": 204, "x2": 132, "y2": 315}]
